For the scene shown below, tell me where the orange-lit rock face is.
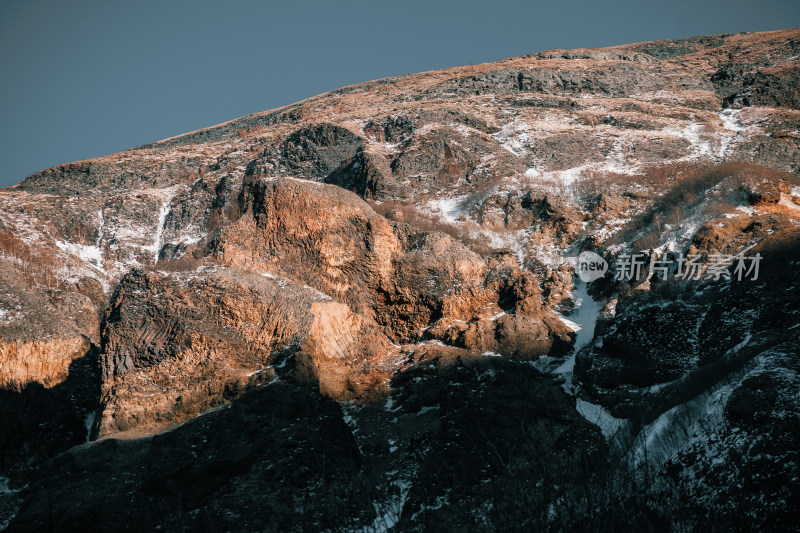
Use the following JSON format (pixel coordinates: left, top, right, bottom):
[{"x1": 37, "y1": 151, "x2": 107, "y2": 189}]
[
  {"x1": 88, "y1": 178, "x2": 572, "y2": 436},
  {"x1": 215, "y1": 178, "x2": 400, "y2": 318},
  {"x1": 0, "y1": 337, "x2": 91, "y2": 390}
]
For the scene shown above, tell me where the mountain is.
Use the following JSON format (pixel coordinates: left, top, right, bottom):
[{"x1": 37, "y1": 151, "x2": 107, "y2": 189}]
[{"x1": 1, "y1": 28, "x2": 799, "y2": 531}]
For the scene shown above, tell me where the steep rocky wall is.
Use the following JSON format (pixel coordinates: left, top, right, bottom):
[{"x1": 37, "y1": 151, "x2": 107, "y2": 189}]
[
  {"x1": 216, "y1": 177, "x2": 399, "y2": 317},
  {"x1": 0, "y1": 336, "x2": 90, "y2": 391}
]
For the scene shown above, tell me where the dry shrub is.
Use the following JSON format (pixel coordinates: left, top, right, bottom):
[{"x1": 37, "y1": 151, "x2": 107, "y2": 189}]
[
  {"x1": 652, "y1": 161, "x2": 795, "y2": 216},
  {"x1": 157, "y1": 254, "x2": 203, "y2": 272},
  {"x1": 0, "y1": 230, "x2": 68, "y2": 290},
  {"x1": 0, "y1": 230, "x2": 27, "y2": 258},
  {"x1": 704, "y1": 199, "x2": 738, "y2": 219},
  {"x1": 460, "y1": 177, "x2": 504, "y2": 207},
  {"x1": 236, "y1": 124, "x2": 269, "y2": 139},
  {"x1": 530, "y1": 166, "x2": 691, "y2": 205},
  {"x1": 67, "y1": 220, "x2": 96, "y2": 246},
  {"x1": 172, "y1": 168, "x2": 200, "y2": 185},
  {"x1": 370, "y1": 200, "x2": 496, "y2": 256},
  {"x1": 610, "y1": 161, "x2": 794, "y2": 246},
  {"x1": 639, "y1": 162, "x2": 702, "y2": 187},
  {"x1": 575, "y1": 163, "x2": 701, "y2": 201},
  {"x1": 571, "y1": 170, "x2": 638, "y2": 200},
  {"x1": 699, "y1": 123, "x2": 717, "y2": 135},
  {"x1": 632, "y1": 230, "x2": 660, "y2": 251}
]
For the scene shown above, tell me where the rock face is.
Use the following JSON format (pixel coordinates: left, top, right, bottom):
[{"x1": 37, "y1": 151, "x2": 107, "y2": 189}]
[
  {"x1": 1, "y1": 29, "x2": 800, "y2": 532},
  {"x1": 216, "y1": 177, "x2": 400, "y2": 319},
  {"x1": 0, "y1": 337, "x2": 90, "y2": 390},
  {"x1": 99, "y1": 267, "x2": 326, "y2": 435},
  {"x1": 87, "y1": 176, "x2": 572, "y2": 437}
]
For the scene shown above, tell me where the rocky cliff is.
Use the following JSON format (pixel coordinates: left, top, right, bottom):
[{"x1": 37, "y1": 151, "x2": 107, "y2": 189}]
[{"x1": 1, "y1": 28, "x2": 799, "y2": 532}]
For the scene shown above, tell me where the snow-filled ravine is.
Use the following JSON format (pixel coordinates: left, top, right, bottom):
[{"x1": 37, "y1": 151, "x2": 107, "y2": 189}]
[
  {"x1": 554, "y1": 279, "x2": 625, "y2": 439},
  {"x1": 555, "y1": 278, "x2": 603, "y2": 393}
]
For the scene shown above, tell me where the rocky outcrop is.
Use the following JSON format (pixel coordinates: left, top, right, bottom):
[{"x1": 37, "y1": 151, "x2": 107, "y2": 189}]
[
  {"x1": 293, "y1": 299, "x2": 399, "y2": 402},
  {"x1": 215, "y1": 178, "x2": 397, "y2": 315},
  {"x1": 0, "y1": 255, "x2": 103, "y2": 469},
  {"x1": 386, "y1": 355, "x2": 606, "y2": 531},
  {"x1": 98, "y1": 266, "x2": 399, "y2": 436},
  {"x1": 427, "y1": 264, "x2": 574, "y2": 359},
  {"x1": 5, "y1": 355, "x2": 611, "y2": 532}
]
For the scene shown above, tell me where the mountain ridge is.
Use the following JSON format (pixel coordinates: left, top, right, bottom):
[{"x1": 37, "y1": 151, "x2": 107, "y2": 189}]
[{"x1": 9, "y1": 27, "x2": 795, "y2": 171}]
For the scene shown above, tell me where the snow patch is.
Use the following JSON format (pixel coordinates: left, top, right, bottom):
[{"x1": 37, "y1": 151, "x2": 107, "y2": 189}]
[
  {"x1": 410, "y1": 491, "x2": 451, "y2": 522},
  {"x1": 150, "y1": 195, "x2": 174, "y2": 264},
  {"x1": 489, "y1": 311, "x2": 507, "y2": 321},
  {"x1": 726, "y1": 333, "x2": 753, "y2": 356},
  {"x1": 719, "y1": 109, "x2": 745, "y2": 132},
  {"x1": 0, "y1": 476, "x2": 20, "y2": 530},
  {"x1": 363, "y1": 478, "x2": 411, "y2": 532},
  {"x1": 555, "y1": 312, "x2": 581, "y2": 332},
  {"x1": 492, "y1": 119, "x2": 532, "y2": 156},
  {"x1": 84, "y1": 411, "x2": 96, "y2": 443},
  {"x1": 428, "y1": 195, "x2": 468, "y2": 223},
  {"x1": 55, "y1": 240, "x2": 104, "y2": 270},
  {"x1": 576, "y1": 399, "x2": 625, "y2": 439},
  {"x1": 96, "y1": 209, "x2": 105, "y2": 248}
]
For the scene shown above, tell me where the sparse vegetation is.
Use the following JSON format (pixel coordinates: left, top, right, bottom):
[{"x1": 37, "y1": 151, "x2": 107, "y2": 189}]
[
  {"x1": 369, "y1": 199, "x2": 497, "y2": 256},
  {"x1": 608, "y1": 161, "x2": 797, "y2": 249},
  {"x1": 0, "y1": 230, "x2": 68, "y2": 290},
  {"x1": 155, "y1": 254, "x2": 203, "y2": 272},
  {"x1": 632, "y1": 230, "x2": 660, "y2": 251},
  {"x1": 236, "y1": 124, "x2": 270, "y2": 139}
]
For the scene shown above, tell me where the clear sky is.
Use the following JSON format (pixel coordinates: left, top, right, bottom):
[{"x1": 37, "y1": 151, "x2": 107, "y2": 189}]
[{"x1": 1, "y1": 0, "x2": 798, "y2": 187}]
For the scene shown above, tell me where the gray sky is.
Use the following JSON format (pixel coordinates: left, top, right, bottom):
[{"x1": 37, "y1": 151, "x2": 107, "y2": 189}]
[{"x1": 1, "y1": 0, "x2": 798, "y2": 187}]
